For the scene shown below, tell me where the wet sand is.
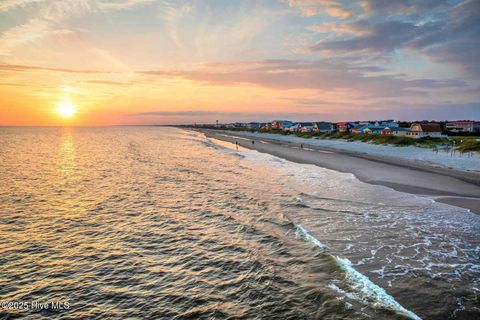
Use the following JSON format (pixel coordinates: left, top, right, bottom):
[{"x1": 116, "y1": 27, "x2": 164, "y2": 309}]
[{"x1": 201, "y1": 129, "x2": 480, "y2": 214}]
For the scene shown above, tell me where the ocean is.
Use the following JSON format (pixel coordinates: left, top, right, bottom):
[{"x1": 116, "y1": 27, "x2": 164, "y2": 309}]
[{"x1": 0, "y1": 126, "x2": 478, "y2": 319}]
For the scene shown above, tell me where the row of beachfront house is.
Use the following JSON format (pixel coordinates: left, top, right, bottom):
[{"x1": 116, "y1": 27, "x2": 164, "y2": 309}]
[
  {"x1": 218, "y1": 121, "x2": 335, "y2": 134},
  {"x1": 269, "y1": 121, "x2": 335, "y2": 133},
  {"x1": 208, "y1": 120, "x2": 479, "y2": 139},
  {"x1": 264, "y1": 120, "x2": 448, "y2": 139},
  {"x1": 336, "y1": 121, "x2": 447, "y2": 139}
]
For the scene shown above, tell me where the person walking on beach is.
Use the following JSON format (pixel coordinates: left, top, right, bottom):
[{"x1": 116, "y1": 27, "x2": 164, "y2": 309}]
[
  {"x1": 235, "y1": 141, "x2": 238, "y2": 150},
  {"x1": 301, "y1": 143, "x2": 303, "y2": 149},
  {"x1": 252, "y1": 140, "x2": 255, "y2": 145}
]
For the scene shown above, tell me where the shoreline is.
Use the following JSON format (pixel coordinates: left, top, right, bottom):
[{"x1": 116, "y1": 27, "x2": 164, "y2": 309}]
[
  {"x1": 199, "y1": 129, "x2": 480, "y2": 214},
  {"x1": 195, "y1": 128, "x2": 480, "y2": 172}
]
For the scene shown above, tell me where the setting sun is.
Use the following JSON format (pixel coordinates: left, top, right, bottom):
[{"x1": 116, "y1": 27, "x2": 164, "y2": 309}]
[{"x1": 57, "y1": 101, "x2": 77, "y2": 118}]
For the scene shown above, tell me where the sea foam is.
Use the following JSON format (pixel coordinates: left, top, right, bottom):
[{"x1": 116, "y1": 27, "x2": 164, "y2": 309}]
[{"x1": 294, "y1": 223, "x2": 422, "y2": 320}]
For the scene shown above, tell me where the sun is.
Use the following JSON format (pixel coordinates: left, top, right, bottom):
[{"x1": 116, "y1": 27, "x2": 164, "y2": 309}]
[{"x1": 56, "y1": 101, "x2": 77, "y2": 118}]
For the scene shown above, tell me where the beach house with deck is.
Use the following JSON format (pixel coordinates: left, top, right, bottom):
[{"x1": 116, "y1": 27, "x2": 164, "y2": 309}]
[
  {"x1": 337, "y1": 121, "x2": 356, "y2": 133},
  {"x1": 351, "y1": 124, "x2": 369, "y2": 134},
  {"x1": 260, "y1": 122, "x2": 272, "y2": 130},
  {"x1": 298, "y1": 122, "x2": 314, "y2": 132},
  {"x1": 406, "y1": 123, "x2": 445, "y2": 139},
  {"x1": 271, "y1": 120, "x2": 293, "y2": 130},
  {"x1": 313, "y1": 122, "x2": 335, "y2": 133},
  {"x1": 284, "y1": 123, "x2": 300, "y2": 132},
  {"x1": 382, "y1": 127, "x2": 410, "y2": 136},
  {"x1": 363, "y1": 126, "x2": 386, "y2": 135}
]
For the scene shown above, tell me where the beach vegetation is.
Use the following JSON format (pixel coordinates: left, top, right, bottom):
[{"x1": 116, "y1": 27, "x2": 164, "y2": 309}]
[
  {"x1": 310, "y1": 132, "x2": 450, "y2": 148},
  {"x1": 455, "y1": 139, "x2": 480, "y2": 153}
]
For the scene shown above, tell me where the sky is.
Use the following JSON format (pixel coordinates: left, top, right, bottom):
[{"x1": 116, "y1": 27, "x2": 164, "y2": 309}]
[{"x1": 0, "y1": 0, "x2": 479, "y2": 125}]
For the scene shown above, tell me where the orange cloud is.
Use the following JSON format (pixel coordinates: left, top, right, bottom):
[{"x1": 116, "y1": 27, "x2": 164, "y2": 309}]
[{"x1": 286, "y1": 0, "x2": 352, "y2": 18}]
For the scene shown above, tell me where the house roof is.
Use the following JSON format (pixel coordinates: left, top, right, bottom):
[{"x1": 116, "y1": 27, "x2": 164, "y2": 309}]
[
  {"x1": 412, "y1": 123, "x2": 442, "y2": 132},
  {"x1": 352, "y1": 124, "x2": 367, "y2": 131},
  {"x1": 314, "y1": 122, "x2": 332, "y2": 129},
  {"x1": 364, "y1": 126, "x2": 385, "y2": 131}
]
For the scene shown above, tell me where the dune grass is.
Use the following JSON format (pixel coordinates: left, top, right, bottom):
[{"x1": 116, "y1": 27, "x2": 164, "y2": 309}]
[
  {"x1": 305, "y1": 132, "x2": 450, "y2": 148},
  {"x1": 455, "y1": 139, "x2": 480, "y2": 153}
]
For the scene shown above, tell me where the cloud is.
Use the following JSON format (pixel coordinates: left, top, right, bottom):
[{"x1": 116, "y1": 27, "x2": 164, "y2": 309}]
[
  {"x1": 308, "y1": 21, "x2": 370, "y2": 35},
  {"x1": 410, "y1": 0, "x2": 480, "y2": 74},
  {"x1": 130, "y1": 110, "x2": 335, "y2": 123},
  {"x1": 325, "y1": 4, "x2": 351, "y2": 18},
  {"x1": 0, "y1": 63, "x2": 110, "y2": 74},
  {"x1": 0, "y1": 0, "x2": 46, "y2": 12},
  {"x1": 312, "y1": 20, "x2": 438, "y2": 54},
  {"x1": 0, "y1": 55, "x2": 469, "y2": 102},
  {"x1": 281, "y1": 97, "x2": 346, "y2": 106},
  {"x1": 134, "y1": 111, "x2": 228, "y2": 116},
  {"x1": 0, "y1": 0, "x2": 154, "y2": 12},
  {"x1": 366, "y1": 102, "x2": 480, "y2": 121},
  {"x1": 0, "y1": 1, "x2": 94, "y2": 56},
  {"x1": 359, "y1": 0, "x2": 449, "y2": 17},
  {"x1": 86, "y1": 80, "x2": 132, "y2": 85},
  {"x1": 306, "y1": 0, "x2": 480, "y2": 77},
  {"x1": 129, "y1": 102, "x2": 480, "y2": 123},
  {"x1": 0, "y1": 82, "x2": 27, "y2": 87},
  {"x1": 286, "y1": 0, "x2": 352, "y2": 18},
  {"x1": 140, "y1": 59, "x2": 466, "y2": 98},
  {"x1": 0, "y1": 0, "x2": 158, "y2": 56},
  {"x1": 96, "y1": 0, "x2": 155, "y2": 10}
]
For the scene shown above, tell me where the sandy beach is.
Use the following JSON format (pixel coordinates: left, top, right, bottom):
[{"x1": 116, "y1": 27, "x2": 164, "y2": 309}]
[{"x1": 201, "y1": 129, "x2": 480, "y2": 214}]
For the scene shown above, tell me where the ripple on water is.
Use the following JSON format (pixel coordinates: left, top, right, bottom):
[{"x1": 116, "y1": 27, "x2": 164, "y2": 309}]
[{"x1": 1, "y1": 127, "x2": 479, "y2": 319}]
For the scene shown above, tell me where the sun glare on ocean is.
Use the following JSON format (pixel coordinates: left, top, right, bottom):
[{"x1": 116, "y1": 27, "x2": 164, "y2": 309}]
[{"x1": 57, "y1": 101, "x2": 77, "y2": 118}]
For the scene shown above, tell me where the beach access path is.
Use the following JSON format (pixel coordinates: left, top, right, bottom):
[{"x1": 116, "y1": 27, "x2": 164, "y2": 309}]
[{"x1": 199, "y1": 129, "x2": 480, "y2": 214}]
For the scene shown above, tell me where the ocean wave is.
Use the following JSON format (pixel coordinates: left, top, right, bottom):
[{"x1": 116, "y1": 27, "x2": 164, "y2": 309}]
[{"x1": 293, "y1": 223, "x2": 422, "y2": 320}]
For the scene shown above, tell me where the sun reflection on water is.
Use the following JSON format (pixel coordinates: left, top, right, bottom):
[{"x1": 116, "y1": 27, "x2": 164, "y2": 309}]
[{"x1": 58, "y1": 129, "x2": 76, "y2": 174}]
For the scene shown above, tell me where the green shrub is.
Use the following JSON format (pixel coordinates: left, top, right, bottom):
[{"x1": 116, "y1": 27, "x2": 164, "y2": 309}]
[
  {"x1": 392, "y1": 136, "x2": 416, "y2": 146},
  {"x1": 456, "y1": 140, "x2": 480, "y2": 153}
]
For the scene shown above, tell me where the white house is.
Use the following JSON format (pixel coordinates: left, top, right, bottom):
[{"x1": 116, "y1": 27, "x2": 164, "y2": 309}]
[
  {"x1": 298, "y1": 122, "x2": 314, "y2": 132},
  {"x1": 272, "y1": 120, "x2": 293, "y2": 130},
  {"x1": 285, "y1": 123, "x2": 301, "y2": 132},
  {"x1": 313, "y1": 122, "x2": 334, "y2": 133},
  {"x1": 392, "y1": 128, "x2": 410, "y2": 136},
  {"x1": 446, "y1": 121, "x2": 480, "y2": 133},
  {"x1": 406, "y1": 123, "x2": 445, "y2": 139}
]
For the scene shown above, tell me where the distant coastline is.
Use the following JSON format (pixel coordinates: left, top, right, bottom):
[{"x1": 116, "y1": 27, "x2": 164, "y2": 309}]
[{"x1": 176, "y1": 119, "x2": 480, "y2": 154}]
